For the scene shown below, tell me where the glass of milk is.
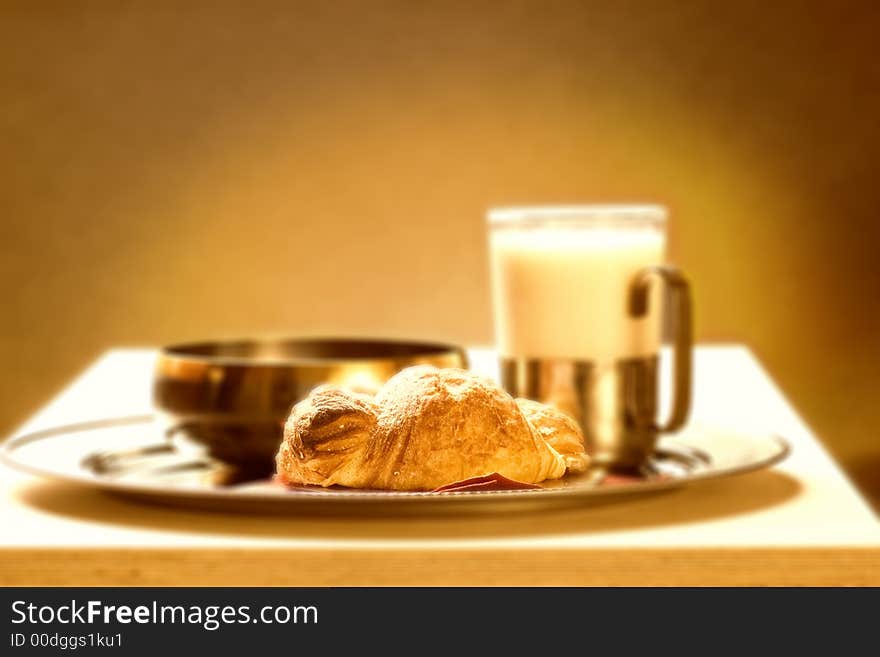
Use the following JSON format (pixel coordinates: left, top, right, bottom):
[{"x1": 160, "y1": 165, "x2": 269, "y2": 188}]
[{"x1": 488, "y1": 205, "x2": 692, "y2": 470}]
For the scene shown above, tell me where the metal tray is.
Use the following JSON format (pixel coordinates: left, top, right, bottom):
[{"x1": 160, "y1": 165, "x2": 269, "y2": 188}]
[{"x1": 1, "y1": 416, "x2": 789, "y2": 515}]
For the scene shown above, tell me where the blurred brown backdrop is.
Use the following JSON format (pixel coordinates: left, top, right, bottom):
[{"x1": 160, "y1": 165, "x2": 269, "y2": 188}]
[{"x1": 2, "y1": 2, "x2": 879, "y2": 504}]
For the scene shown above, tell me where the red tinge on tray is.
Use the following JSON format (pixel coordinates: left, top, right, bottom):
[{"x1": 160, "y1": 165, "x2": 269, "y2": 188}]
[{"x1": 432, "y1": 473, "x2": 542, "y2": 493}]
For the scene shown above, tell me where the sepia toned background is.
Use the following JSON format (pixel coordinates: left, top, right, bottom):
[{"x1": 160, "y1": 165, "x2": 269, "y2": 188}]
[{"x1": 2, "y1": 1, "x2": 879, "y2": 506}]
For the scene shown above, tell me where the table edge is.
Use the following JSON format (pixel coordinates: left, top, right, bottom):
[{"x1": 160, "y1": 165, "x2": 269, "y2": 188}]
[{"x1": 3, "y1": 546, "x2": 879, "y2": 586}]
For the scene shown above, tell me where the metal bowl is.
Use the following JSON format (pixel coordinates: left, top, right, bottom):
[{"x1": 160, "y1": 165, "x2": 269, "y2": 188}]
[{"x1": 153, "y1": 337, "x2": 468, "y2": 474}]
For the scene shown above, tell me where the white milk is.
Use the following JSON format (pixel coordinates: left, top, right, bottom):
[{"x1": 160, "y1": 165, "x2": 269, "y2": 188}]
[{"x1": 489, "y1": 226, "x2": 665, "y2": 360}]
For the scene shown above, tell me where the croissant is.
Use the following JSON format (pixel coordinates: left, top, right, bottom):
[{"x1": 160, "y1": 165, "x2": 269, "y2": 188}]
[{"x1": 276, "y1": 365, "x2": 589, "y2": 491}]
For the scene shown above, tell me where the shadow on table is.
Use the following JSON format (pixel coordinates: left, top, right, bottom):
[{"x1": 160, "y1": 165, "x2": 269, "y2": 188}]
[{"x1": 16, "y1": 469, "x2": 802, "y2": 541}]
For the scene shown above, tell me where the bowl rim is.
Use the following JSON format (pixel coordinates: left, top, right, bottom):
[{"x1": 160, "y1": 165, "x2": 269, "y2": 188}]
[{"x1": 157, "y1": 336, "x2": 468, "y2": 367}]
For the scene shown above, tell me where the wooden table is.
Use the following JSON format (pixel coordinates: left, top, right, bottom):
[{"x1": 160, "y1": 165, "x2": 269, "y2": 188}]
[{"x1": 1, "y1": 345, "x2": 878, "y2": 586}]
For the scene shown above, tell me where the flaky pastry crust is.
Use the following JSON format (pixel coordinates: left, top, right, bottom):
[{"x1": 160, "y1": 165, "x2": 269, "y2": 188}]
[
  {"x1": 276, "y1": 366, "x2": 589, "y2": 491},
  {"x1": 515, "y1": 398, "x2": 590, "y2": 474}
]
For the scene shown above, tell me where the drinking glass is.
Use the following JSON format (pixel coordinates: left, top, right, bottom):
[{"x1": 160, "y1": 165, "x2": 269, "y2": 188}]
[{"x1": 487, "y1": 205, "x2": 692, "y2": 469}]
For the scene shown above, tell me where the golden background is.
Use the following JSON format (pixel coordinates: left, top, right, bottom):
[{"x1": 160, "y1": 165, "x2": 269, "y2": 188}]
[{"x1": 2, "y1": 2, "x2": 878, "y2": 505}]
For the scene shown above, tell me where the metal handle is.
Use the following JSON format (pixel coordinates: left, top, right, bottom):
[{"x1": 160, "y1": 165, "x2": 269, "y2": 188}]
[{"x1": 629, "y1": 265, "x2": 692, "y2": 433}]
